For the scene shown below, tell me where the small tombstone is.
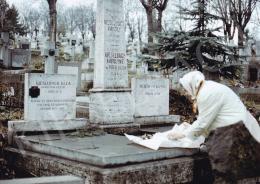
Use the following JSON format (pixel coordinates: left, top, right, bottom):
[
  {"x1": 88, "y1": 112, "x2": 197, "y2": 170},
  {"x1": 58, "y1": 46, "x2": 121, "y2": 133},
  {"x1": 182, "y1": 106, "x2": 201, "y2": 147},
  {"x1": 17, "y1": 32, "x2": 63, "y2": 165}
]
[
  {"x1": 11, "y1": 49, "x2": 31, "y2": 68},
  {"x1": 24, "y1": 73, "x2": 77, "y2": 121},
  {"x1": 132, "y1": 77, "x2": 169, "y2": 117}
]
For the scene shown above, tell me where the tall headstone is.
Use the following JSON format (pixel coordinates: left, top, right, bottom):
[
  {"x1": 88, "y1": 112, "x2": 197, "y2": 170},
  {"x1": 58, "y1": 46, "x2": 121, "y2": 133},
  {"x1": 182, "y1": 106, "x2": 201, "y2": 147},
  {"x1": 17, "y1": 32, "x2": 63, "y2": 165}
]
[{"x1": 89, "y1": 0, "x2": 133, "y2": 124}]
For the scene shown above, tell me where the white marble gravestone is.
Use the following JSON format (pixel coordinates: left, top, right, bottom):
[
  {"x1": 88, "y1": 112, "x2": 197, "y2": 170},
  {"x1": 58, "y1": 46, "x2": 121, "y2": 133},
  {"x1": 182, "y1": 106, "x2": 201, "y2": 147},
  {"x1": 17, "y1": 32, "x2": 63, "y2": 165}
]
[
  {"x1": 8, "y1": 73, "x2": 87, "y2": 143},
  {"x1": 93, "y1": 0, "x2": 128, "y2": 88},
  {"x1": 132, "y1": 78, "x2": 169, "y2": 117},
  {"x1": 57, "y1": 63, "x2": 81, "y2": 91},
  {"x1": 24, "y1": 73, "x2": 77, "y2": 121},
  {"x1": 89, "y1": 0, "x2": 134, "y2": 124},
  {"x1": 255, "y1": 41, "x2": 260, "y2": 60}
]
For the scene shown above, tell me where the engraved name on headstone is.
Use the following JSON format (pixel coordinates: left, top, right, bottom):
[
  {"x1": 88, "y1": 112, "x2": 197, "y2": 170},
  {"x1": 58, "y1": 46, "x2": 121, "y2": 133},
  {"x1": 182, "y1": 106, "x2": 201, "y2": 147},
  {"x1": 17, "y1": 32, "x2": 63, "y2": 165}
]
[
  {"x1": 94, "y1": 0, "x2": 128, "y2": 89},
  {"x1": 132, "y1": 78, "x2": 169, "y2": 117},
  {"x1": 24, "y1": 73, "x2": 77, "y2": 121}
]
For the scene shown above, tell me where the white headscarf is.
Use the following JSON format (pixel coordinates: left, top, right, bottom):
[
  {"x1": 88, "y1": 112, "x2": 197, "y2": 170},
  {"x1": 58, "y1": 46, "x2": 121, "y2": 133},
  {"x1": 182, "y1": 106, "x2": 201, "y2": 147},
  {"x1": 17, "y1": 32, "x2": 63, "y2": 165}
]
[{"x1": 179, "y1": 71, "x2": 205, "y2": 100}]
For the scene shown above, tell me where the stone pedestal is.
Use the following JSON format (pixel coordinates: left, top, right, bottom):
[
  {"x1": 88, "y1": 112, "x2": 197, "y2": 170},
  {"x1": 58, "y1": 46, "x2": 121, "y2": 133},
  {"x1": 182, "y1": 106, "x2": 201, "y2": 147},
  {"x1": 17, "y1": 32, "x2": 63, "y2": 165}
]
[{"x1": 89, "y1": 89, "x2": 133, "y2": 124}]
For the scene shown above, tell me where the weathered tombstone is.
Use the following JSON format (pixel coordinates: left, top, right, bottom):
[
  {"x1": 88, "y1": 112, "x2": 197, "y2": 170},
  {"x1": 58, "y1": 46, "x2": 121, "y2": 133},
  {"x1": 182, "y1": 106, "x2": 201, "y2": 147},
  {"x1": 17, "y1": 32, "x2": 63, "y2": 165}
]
[
  {"x1": 24, "y1": 73, "x2": 77, "y2": 121},
  {"x1": 10, "y1": 49, "x2": 31, "y2": 68},
  {"x1": 255, "y1": 41, "x2": 260, "y2": 61},
  {"x1": 89, "y1": 0, "x2": 134, "y2": 124},
  {"x1": 56, "y1": 62, "x2": 81, "y2": 91},
  {"x1": 10, "y1": 72, "x2": 84, "y2": 135},
  {"x1": 8, "y1": 73, "x2": 87, "y2": 144},
  {"x1": 0, "y1": 32, "x2": 11, "y2": 68},
  {"x1": 132, "y1": 77, "x2": 169, "y2": 117}
]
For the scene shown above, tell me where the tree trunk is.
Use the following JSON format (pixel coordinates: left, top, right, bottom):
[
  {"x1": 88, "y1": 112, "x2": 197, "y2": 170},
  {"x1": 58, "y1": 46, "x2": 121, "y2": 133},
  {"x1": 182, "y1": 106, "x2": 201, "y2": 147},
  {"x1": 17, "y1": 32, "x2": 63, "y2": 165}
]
[
  {"x1": 157, "y1": 10, "x2": 163, "y2": 32},
  {"x1": 238, "y1": 26, "x2": 244, "y2": 47},
  {"x1": 146, "y1": 8, "x2": 154, "y2": 43},
  {"x1": 48, "y1": 0, "x2": 57, "y2": 44}
]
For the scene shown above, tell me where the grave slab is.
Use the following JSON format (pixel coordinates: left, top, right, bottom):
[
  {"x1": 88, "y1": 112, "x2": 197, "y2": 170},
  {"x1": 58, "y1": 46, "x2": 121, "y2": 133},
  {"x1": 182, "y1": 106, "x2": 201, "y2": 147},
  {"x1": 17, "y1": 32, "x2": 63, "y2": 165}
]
[
  {"x1": 14, "y1": 134, "x2": 199, "y2": 167},
  {"x1": 5, "y1": 147, "x2": 212, "y2": 184},
  {"x1": 0, "y1": 175, "x2": 84, "y2": 184}
]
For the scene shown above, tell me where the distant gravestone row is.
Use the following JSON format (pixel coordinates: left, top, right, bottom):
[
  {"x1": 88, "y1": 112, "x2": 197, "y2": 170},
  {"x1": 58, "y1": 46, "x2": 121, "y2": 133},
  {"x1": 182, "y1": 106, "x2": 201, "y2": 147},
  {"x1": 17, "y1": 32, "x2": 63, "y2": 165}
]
[{"x1": 0, "y1": 32, "x2": 31, "y2": 68}]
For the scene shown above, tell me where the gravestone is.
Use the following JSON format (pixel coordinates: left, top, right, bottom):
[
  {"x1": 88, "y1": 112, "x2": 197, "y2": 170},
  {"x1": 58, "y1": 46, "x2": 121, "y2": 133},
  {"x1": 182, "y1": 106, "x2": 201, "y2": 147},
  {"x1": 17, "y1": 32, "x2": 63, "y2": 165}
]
[
  {"x1": 24, "y1": 73, "x2": 77, "y2": 121},
  {"x1": 56, "y1": 63, "x2": 81, "y2": 91},
  {"x1": 89, "y1": 0, "x2": 134, "y2": 124},
  {"x1": 0, "y1": 32, "x2": 11, "y2": 68},
  {"x1": 132, "y1": 78, "x2": 169, "y2": 117},
  {"x1": 89, "y1": 40, "x2": 95, "y2": 61},
  {"x1": 8, "y1": 73, "x2": 87, "y2": 144},
  {"x1": 255, "y1": 41, "x2": 260, "y2": 61},
  {"x1": 10, "y1": 49, "x2": 31, "y2": 68}
]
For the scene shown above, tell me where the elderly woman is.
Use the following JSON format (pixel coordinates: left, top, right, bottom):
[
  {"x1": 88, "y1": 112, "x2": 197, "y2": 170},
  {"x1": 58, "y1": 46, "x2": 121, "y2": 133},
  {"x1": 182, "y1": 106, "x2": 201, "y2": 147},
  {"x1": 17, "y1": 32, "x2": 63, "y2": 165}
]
[{"x1": 169, "y1": 71, "x2": 260, "y2": 183}]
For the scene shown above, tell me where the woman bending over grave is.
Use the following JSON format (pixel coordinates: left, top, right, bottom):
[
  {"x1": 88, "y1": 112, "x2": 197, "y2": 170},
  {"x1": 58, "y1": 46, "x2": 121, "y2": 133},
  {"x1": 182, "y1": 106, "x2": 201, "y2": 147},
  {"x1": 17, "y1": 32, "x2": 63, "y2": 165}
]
[{"x1": 167, "y1": 71, "x2": 260, "y2": 183}]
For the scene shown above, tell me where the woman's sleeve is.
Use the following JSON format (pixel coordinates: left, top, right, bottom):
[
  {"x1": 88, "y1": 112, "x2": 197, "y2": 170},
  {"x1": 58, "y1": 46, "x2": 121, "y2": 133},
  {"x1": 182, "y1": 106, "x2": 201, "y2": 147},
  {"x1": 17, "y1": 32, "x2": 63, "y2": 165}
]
[{"x1": 186, "y1": 92, "x2": 223, "y2": 138}]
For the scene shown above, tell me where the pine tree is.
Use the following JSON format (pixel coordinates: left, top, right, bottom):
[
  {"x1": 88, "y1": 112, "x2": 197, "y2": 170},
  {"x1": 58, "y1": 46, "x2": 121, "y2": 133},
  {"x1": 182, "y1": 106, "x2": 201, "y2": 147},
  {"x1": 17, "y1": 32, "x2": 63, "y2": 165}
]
[
  {"x1": 141, "y1": 0, "x2": 242, "y2": 79},
  {"x1": 0, "y1": 1, "x2": 26, "y2": 35}
]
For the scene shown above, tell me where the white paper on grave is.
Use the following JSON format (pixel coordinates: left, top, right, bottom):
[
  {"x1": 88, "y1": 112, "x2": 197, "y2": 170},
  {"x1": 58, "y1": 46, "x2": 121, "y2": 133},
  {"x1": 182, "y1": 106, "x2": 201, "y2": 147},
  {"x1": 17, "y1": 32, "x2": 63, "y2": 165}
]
[{"x1": 125, "y1": 123, "x2": 205, "y2": 150}]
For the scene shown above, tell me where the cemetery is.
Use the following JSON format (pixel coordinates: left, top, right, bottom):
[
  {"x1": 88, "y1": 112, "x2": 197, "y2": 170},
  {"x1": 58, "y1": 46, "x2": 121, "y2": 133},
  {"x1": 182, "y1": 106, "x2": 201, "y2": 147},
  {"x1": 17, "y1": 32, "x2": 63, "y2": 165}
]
[{"x1": 0, "y1": 0, "x2": 260, "y2": 183}]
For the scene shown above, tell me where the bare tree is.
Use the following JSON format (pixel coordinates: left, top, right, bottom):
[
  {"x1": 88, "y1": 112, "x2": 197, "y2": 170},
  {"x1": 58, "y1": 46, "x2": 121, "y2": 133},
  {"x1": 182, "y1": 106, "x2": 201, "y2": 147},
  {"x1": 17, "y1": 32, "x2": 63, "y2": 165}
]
[
  {"x1": 125, "y1": 0, "x2": 137, "y2": 43},
  {"x1": 126, "y1": 11, "x2": 137, "y2": 43},
  {"x1": 22, "y1": 9, "x2": 41, "y2": 38},
  {"x1": 137, "y1": 12, "x2": 145, "y2": 48},
  {"x1": 75, "y1": 6, "x2": 88, "y2": 40},
  {"x1": 139, "y1": 0, "x2": 169, "y2": 43},
  {"x1": 74, "y1": 5, "x2": 96, "y2": 40},
  {"x1": 212, "y1": 0, "x2": 259, "y2": 46},
  {"x1": 211, "y1": 0, "x2": 236, "y2": 42},
  {"x1": 230, "y1": 0, "x2": 258, "y2": 46},
  {"x1": 63, "y1": 7, "x2": 77, "y2": 35},
  {"x1": 87, "y1": 7, "x2": 96, "y2": 39}
]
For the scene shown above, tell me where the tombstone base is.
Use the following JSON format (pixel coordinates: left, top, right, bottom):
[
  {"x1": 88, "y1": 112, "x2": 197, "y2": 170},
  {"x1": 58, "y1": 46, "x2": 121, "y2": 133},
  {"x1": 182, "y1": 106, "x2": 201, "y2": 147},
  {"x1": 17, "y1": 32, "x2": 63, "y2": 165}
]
[
  {"x1": 8, "y1": 119, "x2": 87, "y2": 144},
  {"x1": 89, "y1": 89, "x2": 134, "y2": 124}
]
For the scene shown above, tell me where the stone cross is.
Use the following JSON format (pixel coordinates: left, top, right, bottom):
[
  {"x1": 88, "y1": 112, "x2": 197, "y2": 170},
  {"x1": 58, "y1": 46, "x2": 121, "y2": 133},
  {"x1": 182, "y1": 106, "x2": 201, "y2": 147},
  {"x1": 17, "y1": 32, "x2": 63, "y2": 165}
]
[{"x1": 41, "y1": 41, "x2": 58, "y2": 74}]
